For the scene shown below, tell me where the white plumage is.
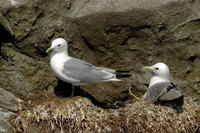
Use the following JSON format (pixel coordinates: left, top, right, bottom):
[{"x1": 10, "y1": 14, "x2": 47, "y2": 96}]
[
  {"x1": 142, "y1": 63, "x2": 183, "y2": 102},
  {"x1": 46, "y1": 38, "x2": 121, "y2": 96}
]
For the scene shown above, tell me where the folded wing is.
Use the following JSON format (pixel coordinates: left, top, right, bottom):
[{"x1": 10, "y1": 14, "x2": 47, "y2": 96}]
[
  {"x1": 62, "y1": 58, "x2": 120, "y2": 83},
  {"x1": 143, "y1": 82, "x2": 171, "y2": 102}
]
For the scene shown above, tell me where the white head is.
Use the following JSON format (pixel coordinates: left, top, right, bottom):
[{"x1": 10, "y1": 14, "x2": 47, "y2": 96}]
[
  {"x1": 143, "y1": 63, "x2": 170, "y2": 79},
  {"x1": 46, "y1": 38, "x2": 68, "y2": 54}
]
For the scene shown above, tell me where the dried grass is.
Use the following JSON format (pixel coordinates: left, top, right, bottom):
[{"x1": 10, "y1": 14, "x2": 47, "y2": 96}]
[{"x1": 10, "y1": 94, "x2": 200, "y2": 133}]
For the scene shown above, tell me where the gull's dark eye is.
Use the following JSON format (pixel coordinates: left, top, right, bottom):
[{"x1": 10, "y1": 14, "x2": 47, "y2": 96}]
[
  {"x1": 58, "y1": 44, "x2": 61, "y2": 47},
  {"x1": 155, "y1": 67, "x2": 159, "y2": 70}
]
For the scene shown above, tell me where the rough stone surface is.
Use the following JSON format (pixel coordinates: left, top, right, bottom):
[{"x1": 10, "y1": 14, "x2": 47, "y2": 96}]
[
  {"x1": 68, "y1": 0, "x2": 190, "y2": 18},
  {"x1": 0, "y1": 108, "x2": 15, "y2": 133},
  {"x1": 0, "y1": 44, "x2": 57, "y2": 96},
  {"x1": 0, "y1": 0, "x2": 199, "y2": 132},
  {"x1": 0, "y1": 87, "x2": 22, "y2": 111},
  {"x1": 0, "y1": 0, "x2": 199, "y2": 105},
  {"x1": 0, "y1": 87, "x2": 22, "y2": 133}
]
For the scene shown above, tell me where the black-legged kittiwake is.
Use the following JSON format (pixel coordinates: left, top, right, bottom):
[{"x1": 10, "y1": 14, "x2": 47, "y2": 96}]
[
  {"x1": 142, "y1": 63, "x2": 183, "y2": 102},
  {"x1": 46, "y1": 38, "x2": 122, "y2": 96}
]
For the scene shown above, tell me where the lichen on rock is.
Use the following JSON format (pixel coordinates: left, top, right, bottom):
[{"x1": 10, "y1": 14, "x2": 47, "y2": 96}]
[{"x1": 0, "y1": 44, "x2": 57, "y2": 96}]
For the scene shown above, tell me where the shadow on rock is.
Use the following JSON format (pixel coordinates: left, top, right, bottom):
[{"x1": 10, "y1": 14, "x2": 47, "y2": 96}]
[{"x1": 0, "y1": 24, "x2": 14, "y2": 44}]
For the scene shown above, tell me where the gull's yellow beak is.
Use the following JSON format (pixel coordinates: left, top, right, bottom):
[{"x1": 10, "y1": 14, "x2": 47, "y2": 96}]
[
  {"x1": 142, "y1": 66, "x2": 153, "y2": 71},
  {"x1": 46, "y1": 47, "x2": 54, "y2": 53}
]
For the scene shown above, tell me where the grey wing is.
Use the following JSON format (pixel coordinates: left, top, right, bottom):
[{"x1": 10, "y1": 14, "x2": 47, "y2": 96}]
[
  {"x1": 97, "y1": 67, "x2": 116, "y2": 73},
  {"x1": 62, "y1": 58, "x2": 114, "y2": 83},
  {"x1": 143, "y1": 82, "x2": 171, "y2": 102},
  {"x1": 84, "y1": 62, "x2": 116, "y2": 73}
]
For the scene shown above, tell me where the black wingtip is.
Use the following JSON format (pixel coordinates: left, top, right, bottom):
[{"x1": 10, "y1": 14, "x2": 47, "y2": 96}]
[
  {"x1": 116, "y1": 70, "x2": 131, "y2": 73},
  {"x1": 116, "y1": 74, "x2": 132, "y2": 79}
]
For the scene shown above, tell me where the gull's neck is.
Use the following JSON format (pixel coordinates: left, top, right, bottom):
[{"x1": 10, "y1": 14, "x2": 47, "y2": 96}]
[
  {"x1": 51, "y1": 50, "x2": 68, "y2": 59},
  {"x1": 149, "y1": 76, "x2": 169, "y2": 87}
]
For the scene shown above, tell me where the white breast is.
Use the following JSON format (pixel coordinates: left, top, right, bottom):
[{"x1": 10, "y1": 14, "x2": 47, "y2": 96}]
[
  {"x1": 50, "y1": 53, "x2": 80, "y2": 84},
  {"x1": 149, "y1": 76, "x2": 169, "y2": 87}
]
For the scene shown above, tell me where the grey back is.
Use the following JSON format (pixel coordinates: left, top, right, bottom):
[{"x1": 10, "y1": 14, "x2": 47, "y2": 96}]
[
  {"x1": 143, "y1": 82, "x2": 172, "y2": 102},
  {"x1": 62, "y1": 58, "x2": 114, "y2": 83}
]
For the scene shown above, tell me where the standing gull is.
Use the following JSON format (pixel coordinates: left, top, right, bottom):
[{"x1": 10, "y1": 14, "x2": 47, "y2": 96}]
[
  {"x1": 46, "y1": 38, "x2": 122, "y2": 96},
  {"x1": 142, "y1": 63, "x2": 183, "y2": 102}
]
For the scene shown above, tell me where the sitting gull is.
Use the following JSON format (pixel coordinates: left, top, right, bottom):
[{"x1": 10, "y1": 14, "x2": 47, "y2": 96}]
[
  {"x1": 142, "y1": 63, "x2": 183, "y2": 102},
  {"x1": 46, "y1": 38, "x2": 122, "y2": 96}
]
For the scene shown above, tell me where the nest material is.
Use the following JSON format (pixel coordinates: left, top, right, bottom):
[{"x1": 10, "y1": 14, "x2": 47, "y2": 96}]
[{"x1": 10, "y1": 94, "x2": 200, "y2": 133}]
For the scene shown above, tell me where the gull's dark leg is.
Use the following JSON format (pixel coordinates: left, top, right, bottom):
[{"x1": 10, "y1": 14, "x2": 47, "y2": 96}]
[{"x1": 71, "y1": 85, "x2": 75, "y2": 97}]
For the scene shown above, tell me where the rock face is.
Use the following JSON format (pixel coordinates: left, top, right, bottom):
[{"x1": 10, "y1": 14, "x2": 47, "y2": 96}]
[
  {"x1": 0, "y1": 45, "x2": 56, "y2": 96},
  {"x1": 0, "y1": 0, "x2": 200, "y2": 132},
  {"x1": 0, "y1": 0, "x2": 200, "y2": 105},
  {"x1": 0, "y1": 87, "x2": 22, "y2": 111},
  {"x1": 0, "y1": 108, "x2": 15, "y2": 133},
  {"x1": 68, "y1": 0, "x2": 184, "y2": 18},
  {"x1": 0, "y1": 87, "x2": 22, "y2": 133}
]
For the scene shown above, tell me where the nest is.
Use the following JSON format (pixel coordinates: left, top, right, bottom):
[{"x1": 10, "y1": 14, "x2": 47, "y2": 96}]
[{"x1": 10, "y1": 94, "x2": 200, "y2": 133}]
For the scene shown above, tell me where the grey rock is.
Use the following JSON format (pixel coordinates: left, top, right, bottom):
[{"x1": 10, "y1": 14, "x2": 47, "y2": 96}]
[
  {"x1": 0, "y1": 87, "x2": 22, "y2": 133},
  {"x1": 68, "y1": 0, "x2": 188, "y2": 18},
  {"x1": 0, "y1": 108, "x2": 14, "y2": 133},
  {"x1": 0, "y1": 87, "x2": 22, "y2": 111},
  {"x1": 0, "y1": 0, "x2": 36, "y2": 9},
  {"x1": 0, "y1": 45, "x2": 57, "y2": 96}
]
